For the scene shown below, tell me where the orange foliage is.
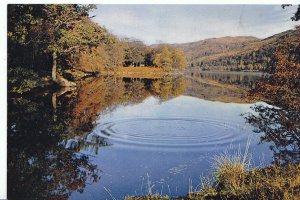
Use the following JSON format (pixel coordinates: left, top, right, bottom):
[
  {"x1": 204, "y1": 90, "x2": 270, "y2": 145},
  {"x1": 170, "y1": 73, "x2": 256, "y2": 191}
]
[
  {"x1": 78, "y1": 45, "x2": 107, "y2": 72},
  {"x1": 250, "y1": 26, "x2": 300, "y2": 111}
]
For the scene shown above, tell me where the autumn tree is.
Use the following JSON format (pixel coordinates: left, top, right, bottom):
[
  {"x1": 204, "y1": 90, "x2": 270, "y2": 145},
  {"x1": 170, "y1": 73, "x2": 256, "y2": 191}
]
[
  {"x1": 171, "y1": 48, "x2": 187, "y2": 69},
  {"x1": 249, "y1": 26, "x2": 300, "y2": 111},
  {"x1": 78, "y1": 44, "x2": 108, "y2": 72},
  {"x1": 152, "y1": 45, "x2": 187, "y2": 70},
  {"x1": 78, "y1": 34, "x2": 125, "y2": 73},
  {"x1": 245, "y1": 5, "x2": 300, "y2": 163},
  {"x1": 153, "y1": 46, "x2": 173, "y2": 70},
  {"x1": 104, "y1": 37, "x2": 125, "y2": 70},
  {"x1": 245, "y1": 20, "x2": 300, "y2": 165}
]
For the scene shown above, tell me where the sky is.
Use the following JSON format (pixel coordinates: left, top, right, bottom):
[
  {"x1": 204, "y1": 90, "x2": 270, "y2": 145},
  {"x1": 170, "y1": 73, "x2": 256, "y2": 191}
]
[{"x1": 91, "y1": 5, "x2": 299, "y2": 44}]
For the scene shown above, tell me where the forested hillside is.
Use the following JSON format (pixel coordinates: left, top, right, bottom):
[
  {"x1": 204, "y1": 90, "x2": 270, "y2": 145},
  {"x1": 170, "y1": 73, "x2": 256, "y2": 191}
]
[
  {"x1": 173, "y1": 36, "x2": 259, "y2": 62},
  {"x1": 174, "y1": 29, "x2": 297, "y2": 71}
]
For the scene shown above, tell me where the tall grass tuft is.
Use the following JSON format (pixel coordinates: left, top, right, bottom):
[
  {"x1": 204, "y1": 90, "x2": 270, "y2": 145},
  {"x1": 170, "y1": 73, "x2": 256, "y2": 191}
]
[{"x1": 212, "y1": 140, "x2": 252, "y2": 197}]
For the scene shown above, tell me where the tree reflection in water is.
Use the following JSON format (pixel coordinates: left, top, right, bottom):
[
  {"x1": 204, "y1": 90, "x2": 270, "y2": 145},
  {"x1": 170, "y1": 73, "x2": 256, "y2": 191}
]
[
  {"x1": 9, "y1": 72, "x2": 291, "y2": 199},
  {"x1": 7, "y1": 75, "x2": 187, "y2": 200},
  {"x1": 245, "y1": 105, "x2": 300, "y2": 165},
  {"x1": 7, "y1": 95, "x2": 102, "y2": 200}
]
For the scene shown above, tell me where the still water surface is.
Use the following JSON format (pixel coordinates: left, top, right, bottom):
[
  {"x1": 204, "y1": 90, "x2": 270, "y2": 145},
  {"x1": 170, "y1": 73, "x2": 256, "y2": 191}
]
[{"x1": 8, "y1": 72, "x2": 274, "y2": 200}]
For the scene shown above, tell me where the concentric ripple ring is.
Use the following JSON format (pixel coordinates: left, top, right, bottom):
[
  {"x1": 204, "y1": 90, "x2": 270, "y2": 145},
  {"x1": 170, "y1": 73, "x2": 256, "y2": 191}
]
[{"x1": 93, "y1": 117, "x2": 247, "y2": 148}]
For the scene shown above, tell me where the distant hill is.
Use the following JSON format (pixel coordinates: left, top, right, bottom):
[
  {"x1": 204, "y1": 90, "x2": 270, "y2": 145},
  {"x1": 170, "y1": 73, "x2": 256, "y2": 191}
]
[
  {"x1": 172, "y1": 29, "x2": 297, "y2": 71},
  {"x1": 172, "y1": 36, "x2": 259, "y2": 61}
]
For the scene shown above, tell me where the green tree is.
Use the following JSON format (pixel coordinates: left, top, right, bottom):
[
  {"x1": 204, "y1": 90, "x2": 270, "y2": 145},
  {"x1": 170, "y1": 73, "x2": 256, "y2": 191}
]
[
  {"x1": 8, "y1": 5, "x2": 46, "y2": 69},
  {"x1": 8, "y1": 4, "x2": 104, "y2": 81},
  {"x1": 41, "y1": 4, "x2": 103, "y2": 80},
  {"x1": 123, "y1": 38, "x2": 147, "y2": 67}
]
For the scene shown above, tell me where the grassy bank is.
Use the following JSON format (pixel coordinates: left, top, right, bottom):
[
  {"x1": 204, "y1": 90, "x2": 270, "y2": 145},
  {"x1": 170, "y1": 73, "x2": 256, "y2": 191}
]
[
  {"x1": 115, "y1": 67, "x2": 184, "y2": 78},
  {"x1": 188, "y1": 164, "x2": 300, "y2": 200},
  {"x1": 115, "y1": 66, "x2": 164, "y2": 79},
  {"x1": 96, "y1": 66, "x2": 184, "y2": 78},
  {"x1": 117, "y1": 66, "x2": 164, "y2": 74},
  {"x1": 126, "y1": 151, "x2": 300, "y2": 200},
  {"x1": 127, "y1": 164, "x2": 300, "y2": 200}
]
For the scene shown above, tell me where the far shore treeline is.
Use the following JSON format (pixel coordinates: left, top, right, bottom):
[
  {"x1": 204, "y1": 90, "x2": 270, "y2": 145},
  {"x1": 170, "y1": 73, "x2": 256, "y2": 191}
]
[{"x1": 8, "y1": 4, "x2": 187, "y2": 90}]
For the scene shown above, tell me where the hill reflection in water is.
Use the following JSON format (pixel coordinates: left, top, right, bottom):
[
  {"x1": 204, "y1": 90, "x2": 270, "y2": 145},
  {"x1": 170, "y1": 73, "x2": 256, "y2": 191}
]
[{"x1": 8, "y1": 72, "x2": 276, "y2": 200}]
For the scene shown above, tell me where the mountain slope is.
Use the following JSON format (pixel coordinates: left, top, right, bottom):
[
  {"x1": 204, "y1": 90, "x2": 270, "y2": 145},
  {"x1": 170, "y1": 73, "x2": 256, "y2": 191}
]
[
  {"x1": 173, "y1": 29, "x2": 297, "y2": 71},
  {"x1": 173, "y1": 36, "x2": 259, "y2": 61}
]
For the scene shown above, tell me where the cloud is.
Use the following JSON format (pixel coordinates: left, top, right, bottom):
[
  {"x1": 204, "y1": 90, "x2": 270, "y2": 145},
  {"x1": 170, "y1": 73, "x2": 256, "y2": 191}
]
[{"x1": 92, "y1": 5, "x2": 299, "y2": 44}]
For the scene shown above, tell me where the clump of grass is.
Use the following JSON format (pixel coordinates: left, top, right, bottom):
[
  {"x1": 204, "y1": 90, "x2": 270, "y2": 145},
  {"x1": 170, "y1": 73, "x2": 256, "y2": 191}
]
[
  {"x1": 186, "y1": 141, "x2": 300, "y2": 200},
  {"x1": 187, "y1": 164, "x2": 300, "y2": 200},
  {"x1": 211, "y1": 142, "x2": 252, "y2": 198}
]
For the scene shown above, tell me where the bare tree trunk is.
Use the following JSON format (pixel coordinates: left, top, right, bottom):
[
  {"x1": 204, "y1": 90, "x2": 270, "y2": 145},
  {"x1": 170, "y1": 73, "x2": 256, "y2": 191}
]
[
  {"x1": 52, "y1": 92, "x2": 57, "y2": 122},
  {"x1": 52, "y1": 51, "x2": 57, "y2": 81}
]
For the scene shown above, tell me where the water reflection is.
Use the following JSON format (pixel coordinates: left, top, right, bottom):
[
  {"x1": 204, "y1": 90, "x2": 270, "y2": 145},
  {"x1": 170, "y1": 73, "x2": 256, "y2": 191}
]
[
  {"x1": 245, "y1": 104, "x2": 300, "y2": 165},
  {"x1": 185, "y1": 72, "x2": 262, "y2": 103},
  {"x1": 68, "y1": 76, "x2": 187, "y2": 132},
  {"x1": 8, "y1": 75, "x2": 188, "y2": 199},
  {"x1": 188, "y1": 71, "x2": 262, "y2": 88},
  {"x1": 7, "y1": 96, "x2": 101, "y2": 200},
  {"x1": 70, "y1": 93, "x2": 272, "y2": 200},
  {"x1": 95, "y1": 99, "x2": 253, "y2": 151},
  {"x1": 8, "y1": 72, "x2": 276, "y2": 199}
]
